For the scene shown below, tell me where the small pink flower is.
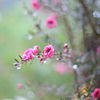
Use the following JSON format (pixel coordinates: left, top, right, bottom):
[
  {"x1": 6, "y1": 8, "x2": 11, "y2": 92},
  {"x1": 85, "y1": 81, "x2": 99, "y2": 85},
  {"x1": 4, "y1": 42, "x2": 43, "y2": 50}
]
[
  {"x1": 17, "y1": 83, "x2": 23, "y2": 89},
  {"x1": 54, "y1": 0, "x2": 60, "y2": 4},
  {"x1": 54, "y1": 63, "x2": 67, "y2": 75},
  {"x1": 49, "y1": 13, "x2": 57, "y2": 19},
  {"x1": 22, "y1": 48, "x2": 35, "y2": 61},
  {"x1": 91, "y1": 88, "x2": 100, "y2": 99},
  {"x1": 33, "y1": 45, "x2": 39, "y2": 55},
  {"x1": 96, "y1": 46, "x2": 100, "y2": 55},
  {"x1": 64, "y1": 49, "x2": 67, "y2": 53},
  {"x1": 46, "y1": 17, "x2": 57, "y2": 29},
  {"x1": 64, "y1": 43, "x2": 68, "y2": 47},
  {"x1": 32, "y1": 0, "x2": 41, "y2": 10},
  {"x1": 24, "y1": 48, "x2": 34, "y2": 54},
  {"x1": 85, "y1": 98, "x2": 90, "y2": 100},
  {"x1": 79, "y1": 52, "x2": 83, "y2": 56},
  {"x1": 44, "y1": 45, "x2": 55, "y2": 58}
]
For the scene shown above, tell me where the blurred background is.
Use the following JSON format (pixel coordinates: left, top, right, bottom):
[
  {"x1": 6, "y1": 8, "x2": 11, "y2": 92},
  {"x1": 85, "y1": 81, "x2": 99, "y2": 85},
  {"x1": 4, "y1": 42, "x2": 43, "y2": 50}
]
[{"x1": 0, "y1": 0, "x2": 74, "y2": 99}]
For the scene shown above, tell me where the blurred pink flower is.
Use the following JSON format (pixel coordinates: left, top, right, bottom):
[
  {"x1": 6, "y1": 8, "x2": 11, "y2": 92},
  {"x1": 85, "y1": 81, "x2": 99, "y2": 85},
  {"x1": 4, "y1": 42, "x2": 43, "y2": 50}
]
[
  {"x1": 49, "y1": 13, "x2": 57, "y2": 19},
  {"x1": 44, "y1": 45, "x2": 55, "y2": 58},
  {"x1": 79, "y1": 52, "x2": 83, "y2": 56},
  {"x1": 22, "y1": 48, "x2": 35, "y2": 61},
  {"x1": 46, "y1": 17, "x2": 57, "y2": 29},
  {"x1": 54, "y1": 63, "x2": 67, "y2": 75},
  {"x1": 17, "y1": 83, "x2": 23, "y2": 89},
  {"x1": 32, "y1": 0, "x2": 41, "y2": 10},
  {"x1": 85, "y1": 98, "x2": 90, "y2": 100},
  {"x1": 24, "y1": 48, "x2": 34, "y2": 54},
  {"x1": 63, "y1": 49, "x2": 67, "y2": 53},
  {"x1": 96, "y1": 46, "x2": 100, "y2": 55},
  {"x1": 54, "y1": 0, "x2": 60, "y2": 4},
  {"x1": 33, "y1": 45, "x2": 39, "y2": 55},
  {"x1": 91, "y1": 88, "x2": 100, "y2": 99}
]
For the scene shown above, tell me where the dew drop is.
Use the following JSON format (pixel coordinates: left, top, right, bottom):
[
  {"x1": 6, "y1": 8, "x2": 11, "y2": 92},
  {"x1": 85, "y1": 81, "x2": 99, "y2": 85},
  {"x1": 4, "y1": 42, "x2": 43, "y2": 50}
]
[
  {"x1": 27, "y1": 34, "x2": 33, "y2": 40},
  {"x1": 93, "y1": 11, "x2": 100, "y2": 18},
  {"x1": 23, "y1": 11, "x2": 27, "y2": 15}
]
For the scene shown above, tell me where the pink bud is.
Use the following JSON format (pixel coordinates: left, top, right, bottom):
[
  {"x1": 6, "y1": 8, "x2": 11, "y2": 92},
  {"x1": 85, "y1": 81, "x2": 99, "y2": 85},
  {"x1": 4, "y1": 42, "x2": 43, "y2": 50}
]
[
  {"x1": 64, "y1": 43, "x2": 68, "y2": 47},
  {"x1": 17, "y1": 83, "x2": 23, "y2": 89},
  {"x1": 63, "y1": 49, "x2": 67, "y2": 53},
  {"x1": 59, "y1": 57, "x2": 61, "y2": 60},
  {"x1": 40, "y1": 57, "x2": 43, "y2": 64},
  {"x1": 13, "y1": 63, "x2": 18, "y2": 66}
]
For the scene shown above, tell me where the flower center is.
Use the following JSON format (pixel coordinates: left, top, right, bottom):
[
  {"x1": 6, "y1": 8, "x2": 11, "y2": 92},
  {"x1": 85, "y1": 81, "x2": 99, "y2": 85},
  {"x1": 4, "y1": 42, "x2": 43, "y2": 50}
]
[
  {"x1": 49, "y1": 21, "x2": 53, "y2": 24},
  {"x1": 34, "y1": 3, "x2": 38, "y2": 7},
  {"x1": 95, "y1": 91, "x2": 98, "y2": 96},
  {"x1": 47, "y1": 49, "x2": 51, "y2": 53}
]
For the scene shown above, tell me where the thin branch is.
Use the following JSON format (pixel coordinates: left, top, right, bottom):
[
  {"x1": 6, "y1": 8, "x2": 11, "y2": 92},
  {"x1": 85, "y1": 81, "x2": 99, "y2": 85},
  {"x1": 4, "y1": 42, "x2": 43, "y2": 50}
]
[{"x1": 78, "y1": 0, "x2": 98, "y2": 38}]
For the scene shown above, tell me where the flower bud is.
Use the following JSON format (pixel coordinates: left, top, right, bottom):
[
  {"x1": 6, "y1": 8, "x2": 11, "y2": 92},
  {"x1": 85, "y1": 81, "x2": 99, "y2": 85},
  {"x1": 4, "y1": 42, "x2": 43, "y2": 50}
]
[
  {"x1": 63, "y1": 49, "x2": 67, "y2": 53},
  {"x1": 13, "y1": 63, "x2": 18, "y2": 66},
  {"x1": 17, "y1": 83, "x2": 23, "y2": 89},
  {"x1": 64, "y1": 43, "x2": 68, "y2": 47}
]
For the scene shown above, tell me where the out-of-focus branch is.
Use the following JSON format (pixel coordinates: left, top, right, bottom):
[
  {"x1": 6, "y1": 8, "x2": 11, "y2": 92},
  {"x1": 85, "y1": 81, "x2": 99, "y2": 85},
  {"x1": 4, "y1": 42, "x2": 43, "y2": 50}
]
[
  {"x1": 63, "y1": 16, "x2": 75, "y2": 49},
  {"x1": 78, "y1": 0, "x2": 99, "y2": 38},
  {"x1": 89, "y1": 61, "x2": 100, "y2": 87},
  {"x1": 81, "y1": 14, "x2": 89, "y2": 52}
]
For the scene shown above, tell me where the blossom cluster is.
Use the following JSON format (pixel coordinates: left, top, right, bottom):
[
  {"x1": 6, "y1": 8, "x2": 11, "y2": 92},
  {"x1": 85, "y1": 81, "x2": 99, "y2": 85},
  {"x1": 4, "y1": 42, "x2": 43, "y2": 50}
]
[
  {"x1": 13, "y1": 43, "x2": 72, "y2": 70},
  {"x1": 13, "y1": 44, "x2": 55, "y2": 69},
  {"x1": 22, "y1": 46, "x2": 39, "y2": 61},
  {"x1": 22, "y1": 45, "x2": 55, "y2": 62}
]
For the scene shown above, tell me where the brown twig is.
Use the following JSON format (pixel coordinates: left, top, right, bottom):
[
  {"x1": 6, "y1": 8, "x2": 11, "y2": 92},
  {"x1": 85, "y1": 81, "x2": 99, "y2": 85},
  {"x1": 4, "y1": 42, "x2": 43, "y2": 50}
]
[{"x1": 78, "y1": 0, "x2": 98, "y2": 38}]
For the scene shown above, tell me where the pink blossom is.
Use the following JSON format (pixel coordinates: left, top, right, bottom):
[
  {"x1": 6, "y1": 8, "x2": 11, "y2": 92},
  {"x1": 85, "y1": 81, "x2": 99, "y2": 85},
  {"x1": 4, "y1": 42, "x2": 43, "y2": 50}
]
[
  {"x1": 64, "y1": 43, "x2": 68, "y2": 47},
  {"x1": 46, "y1": 17, "x2": 57, "y2": 29},
  {"x1": 22, "y1": 48, "x2": 35, "y2": 61},
  {"x1": 54, "y1": 0, "x2": 60, "y2": 4},
  {"x1": 44, "y1": 45, "x2": 55, "y2": 58},
  {"x1": 24, "y1": 48, "x2": 34, "y2": 54},
  {"x1": 96, "y1": 46, "x2": 100, "y2": 55},
  {"x1": 85, "y1": 98, "x2": 90, "y2": 100},
  {"x1": 63, "y1": 49, "x2": 67, "y2": 53},
  {"x1": 79, "y1": 52, "x2": 83, "y2": 56},
  {"x1": 54, "y1": 63, "x2": 67, "y2": 75},
  {"x1": 49, "y1": 13, "x2": 57, "y2": 19},
  {"x1": 32, "y1": 0, "x2": 41, "y2": 10},
  {"x1": 17, "y1": 83, "x2": 23, "y2": 89},
  {"x1": 91, "y1": 88, "x2": 100, "y2": 99},
  {"x1": 33, "y1": 45, "x2": 39, "y2": 55}
]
